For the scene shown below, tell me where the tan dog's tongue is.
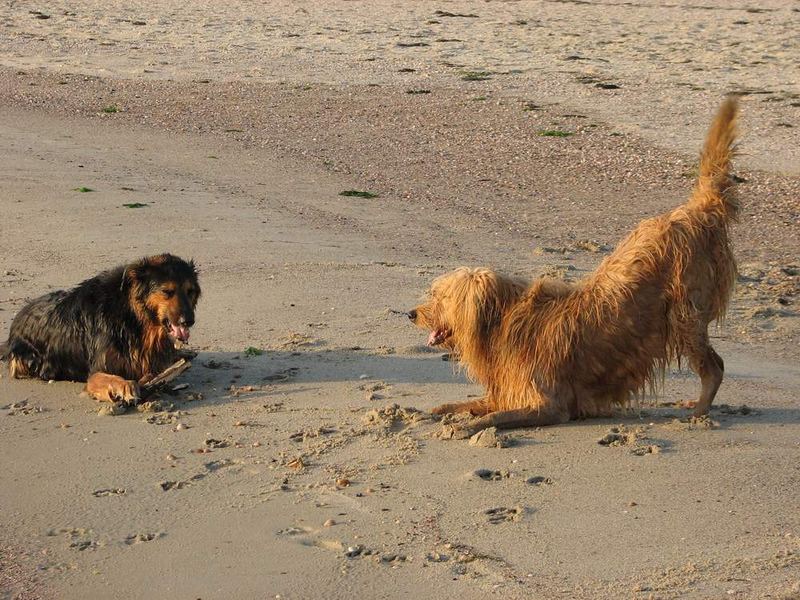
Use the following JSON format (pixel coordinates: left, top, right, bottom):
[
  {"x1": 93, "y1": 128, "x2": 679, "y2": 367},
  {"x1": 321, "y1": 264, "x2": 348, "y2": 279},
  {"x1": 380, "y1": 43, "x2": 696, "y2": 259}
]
[
  {"x1": 427, "y1": 330, "x2": 442, "y2": 346},
  {"x1": 170, "y1": 324, "x2": 190, "y2": 343}
]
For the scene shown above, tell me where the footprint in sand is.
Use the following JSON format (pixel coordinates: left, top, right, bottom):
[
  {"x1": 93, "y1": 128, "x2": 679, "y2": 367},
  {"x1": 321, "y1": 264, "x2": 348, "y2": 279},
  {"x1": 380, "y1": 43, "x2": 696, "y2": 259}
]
[
  {"x1": 124, "y1": 532, "x2": 162, "y2": 545},
  {"x1": 484, "y1": 506, "x2": 524, "y2": 524},
  {"x1": 92, "y1": 488, "x2": 126, "y2": 497},
  {"x1": 47, "y1": 528, "x2": 99, "y2": 551},
  {"x1": 473, "y1": 469, "x2": 509, "y2": 481},
  {"x1": 4, "y1": 400, "x2": 45, "y2": 415},
  {"x1": 263, "y1": 367, "x2": 299, "y2": 382},
  {"x1": 525, "y1": 476, "x2": 553, "y2": 486},
  {"x1": 277, "y1": 525, "x2": 387, "y2": 561}
]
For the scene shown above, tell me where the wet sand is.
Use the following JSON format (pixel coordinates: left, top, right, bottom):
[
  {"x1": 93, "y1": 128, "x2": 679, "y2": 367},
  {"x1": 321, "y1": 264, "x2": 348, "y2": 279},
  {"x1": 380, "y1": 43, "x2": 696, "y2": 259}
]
[{"x1": 1, "y1": 2, "x2": 798, "y2": 598}]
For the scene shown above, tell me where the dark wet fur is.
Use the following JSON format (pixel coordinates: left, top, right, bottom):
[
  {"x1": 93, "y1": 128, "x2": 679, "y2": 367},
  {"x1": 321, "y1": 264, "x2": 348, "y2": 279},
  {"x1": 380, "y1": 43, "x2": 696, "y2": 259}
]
[{"x1": 1, "y1": 254, "x2": 200, "y2": 382}]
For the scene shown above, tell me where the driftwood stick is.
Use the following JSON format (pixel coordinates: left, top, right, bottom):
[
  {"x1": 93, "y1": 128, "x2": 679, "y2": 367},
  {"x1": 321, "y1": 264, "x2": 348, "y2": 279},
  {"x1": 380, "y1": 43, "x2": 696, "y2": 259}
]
[{"x1": 141, "y1": 359, "x2": 192, "y2": 397}]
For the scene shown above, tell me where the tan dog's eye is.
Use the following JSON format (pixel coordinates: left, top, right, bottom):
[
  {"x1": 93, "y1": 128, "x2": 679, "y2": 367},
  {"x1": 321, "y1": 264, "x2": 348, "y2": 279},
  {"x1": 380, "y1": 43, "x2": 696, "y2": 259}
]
[{"x1": 162, "y1": 289, "x2": 176, "y2": 298}]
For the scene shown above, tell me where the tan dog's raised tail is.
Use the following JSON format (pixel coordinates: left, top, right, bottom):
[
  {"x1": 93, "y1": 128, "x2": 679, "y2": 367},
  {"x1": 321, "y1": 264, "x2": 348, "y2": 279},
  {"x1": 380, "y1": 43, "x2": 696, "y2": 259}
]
[{"x1": 410, "y1": 98, "x2": 740, "y2": 434}]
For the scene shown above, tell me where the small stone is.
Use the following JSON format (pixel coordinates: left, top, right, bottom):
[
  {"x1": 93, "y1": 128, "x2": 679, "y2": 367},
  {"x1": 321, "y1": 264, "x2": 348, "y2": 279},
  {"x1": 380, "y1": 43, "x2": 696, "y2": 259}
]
[
  {"x1": 323, "y1": 519, "x2": 336, "y2": 527},
  {"x1": 98, "y1": 402, "x2": 127, "y2": 416},
  {"x1": 174, "y1": 423, "x2": 188, "y2": 431},
  {"x1": 287, "y1": 457, "x2": 305, "y2": 470},
  {"x1": 165, "y1": 453, "x2": 176, "y2": 461},
  {"x1": 345, "y1": 545, "x2": 364, "y2": 558},
  {"x1": 336, "y1": 477, "x2": 350, "y2": 488},
  {"x1": 468, "y1": 427, "x2": 508, "y2": 448},
  {"x1": 136, "y1": 400, "x2": 163, "y2": 413},
  {"x1": 252, "y1": 441, "x2": 261, "y2": 447}
]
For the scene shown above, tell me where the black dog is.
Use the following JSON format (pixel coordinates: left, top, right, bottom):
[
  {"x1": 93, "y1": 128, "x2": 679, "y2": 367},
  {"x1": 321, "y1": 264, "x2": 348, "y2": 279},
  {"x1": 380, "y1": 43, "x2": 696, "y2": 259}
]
[{"x1": 0, "y1": 254, "x2": 200, "y2": 403}]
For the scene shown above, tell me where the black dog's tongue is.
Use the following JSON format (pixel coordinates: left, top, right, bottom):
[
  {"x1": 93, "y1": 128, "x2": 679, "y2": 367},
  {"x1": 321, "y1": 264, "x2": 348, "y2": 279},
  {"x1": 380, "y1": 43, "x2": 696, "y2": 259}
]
[{"x1": 170, "y1": 324, "x2": 190, "y2": 343}]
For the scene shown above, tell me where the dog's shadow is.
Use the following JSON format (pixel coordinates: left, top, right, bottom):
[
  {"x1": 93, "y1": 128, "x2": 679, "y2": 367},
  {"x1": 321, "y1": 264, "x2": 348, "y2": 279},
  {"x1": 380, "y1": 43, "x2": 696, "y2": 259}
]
[
  {"x1": 588, "y1": 402, "x2": 798, "y2": 431},
  {"x1": 152, "y1": 347, "x2": 472, "y2": 411}
]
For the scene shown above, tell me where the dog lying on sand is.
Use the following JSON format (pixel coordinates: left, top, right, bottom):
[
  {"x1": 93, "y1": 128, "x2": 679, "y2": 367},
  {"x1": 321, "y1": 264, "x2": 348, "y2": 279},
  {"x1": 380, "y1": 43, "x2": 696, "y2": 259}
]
[
  {"x1": 410, "y1": 98, "x2": 740, "y2": 434},
  {"x1": 1, "y1": 254, "x2": 200, "y2": 404}
]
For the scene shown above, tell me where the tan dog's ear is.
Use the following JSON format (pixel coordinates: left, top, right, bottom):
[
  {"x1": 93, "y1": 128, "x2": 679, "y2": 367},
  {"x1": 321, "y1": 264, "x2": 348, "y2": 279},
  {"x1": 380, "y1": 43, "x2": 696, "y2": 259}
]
[
  {"x1": 449, "y1": 268, "x2": 520, "y2": 360},
  {"x1": 461, "y1": 269, "x2": 505, "y2": 341}
]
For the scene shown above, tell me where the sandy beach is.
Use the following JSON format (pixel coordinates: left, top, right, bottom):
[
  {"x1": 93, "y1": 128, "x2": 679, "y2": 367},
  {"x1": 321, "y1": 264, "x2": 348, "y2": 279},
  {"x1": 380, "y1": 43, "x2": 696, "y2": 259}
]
[{"x1": 1, "y1": 1, "x2": 798, "y2": 598}]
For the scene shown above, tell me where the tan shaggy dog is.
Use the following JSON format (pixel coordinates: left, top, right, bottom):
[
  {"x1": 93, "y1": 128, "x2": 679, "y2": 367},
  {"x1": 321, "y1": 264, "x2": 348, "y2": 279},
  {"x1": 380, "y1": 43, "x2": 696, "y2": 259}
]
[{"x1": 409, "y1": 98, "x2": 740, "y2": 434}]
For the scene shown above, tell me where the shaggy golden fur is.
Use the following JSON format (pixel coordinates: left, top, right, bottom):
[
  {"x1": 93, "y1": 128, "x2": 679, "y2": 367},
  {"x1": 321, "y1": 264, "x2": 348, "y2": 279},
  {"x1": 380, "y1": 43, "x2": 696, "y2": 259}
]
[{"x1": 410, "y1": 98, "x2": 740, "y2": 433}]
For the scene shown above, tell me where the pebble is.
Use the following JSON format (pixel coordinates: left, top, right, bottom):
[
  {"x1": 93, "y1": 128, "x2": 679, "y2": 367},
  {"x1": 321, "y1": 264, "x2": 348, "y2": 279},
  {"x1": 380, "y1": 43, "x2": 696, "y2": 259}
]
[
  {"x1": 426, "y1": 552, "x2": 449, "y2": 562},
  {"x1": 468, "y1": 427, "x2": 508, "y2": 448},
  {"x1": 98, "y1": 402, "x2": 127, "y2": 416},
  {"x1": 287, "y1": 457, "x2": 305, "y2": 470},
  {"x1": 336, "y1": 477, "x2": 350, "y2": 487},
  {"x1": 174, "y1": 423, "x2": 188, "y2": 431},
  {"x1": 324, "y1": 519, "x2": 336, "y2": 527}
]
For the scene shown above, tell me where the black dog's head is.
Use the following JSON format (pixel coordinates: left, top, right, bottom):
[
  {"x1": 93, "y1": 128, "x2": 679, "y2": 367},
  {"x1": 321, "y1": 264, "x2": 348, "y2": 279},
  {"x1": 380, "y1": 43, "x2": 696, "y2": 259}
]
[{"x1": 127, "y1": 254, "x2": 201, "y2": 343}]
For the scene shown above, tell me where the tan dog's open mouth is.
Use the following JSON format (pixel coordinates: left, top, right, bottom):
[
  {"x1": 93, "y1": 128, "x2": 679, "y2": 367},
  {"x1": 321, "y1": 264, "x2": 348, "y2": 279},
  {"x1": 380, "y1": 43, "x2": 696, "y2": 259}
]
[{"x1": 427, "y1": 328, "x2": 451, "y2": 346}]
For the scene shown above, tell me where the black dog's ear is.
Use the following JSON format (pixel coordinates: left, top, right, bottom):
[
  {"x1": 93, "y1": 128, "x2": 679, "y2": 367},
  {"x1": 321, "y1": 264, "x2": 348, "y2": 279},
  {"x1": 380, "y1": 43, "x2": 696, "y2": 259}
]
[{"x1": 125, "y1": 259, "x2": 159, "y2": 295}]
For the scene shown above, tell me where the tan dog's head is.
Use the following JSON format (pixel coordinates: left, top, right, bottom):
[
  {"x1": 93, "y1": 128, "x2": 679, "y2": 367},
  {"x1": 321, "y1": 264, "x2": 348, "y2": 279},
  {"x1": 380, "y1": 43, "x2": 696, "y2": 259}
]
[{"x1": 409, "y1": 267, "x2": 525, "y2": 360}]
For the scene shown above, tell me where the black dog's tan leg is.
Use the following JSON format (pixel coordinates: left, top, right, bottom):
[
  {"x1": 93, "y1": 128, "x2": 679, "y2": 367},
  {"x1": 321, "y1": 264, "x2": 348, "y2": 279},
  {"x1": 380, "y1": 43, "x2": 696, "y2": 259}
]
[
  {"x1": 8, "y1": 356, "x2": 31, "y2": 378},
  {"x1": 86, "y1": 372, "x2": 141, "y2": 405},
  {"x1": 432, "y1": 398, "x2": 491, "y2": 417}
]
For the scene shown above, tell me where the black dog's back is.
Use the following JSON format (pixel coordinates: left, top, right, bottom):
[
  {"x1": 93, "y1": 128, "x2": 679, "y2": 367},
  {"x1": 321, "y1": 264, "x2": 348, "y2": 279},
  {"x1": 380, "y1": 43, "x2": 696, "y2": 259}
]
[
  {"x1": 3, "y1": 265, "x2": 144, "y2": 382},
  {"x1": 5, "y1": 290, "x2": 84, "y2": 380}
]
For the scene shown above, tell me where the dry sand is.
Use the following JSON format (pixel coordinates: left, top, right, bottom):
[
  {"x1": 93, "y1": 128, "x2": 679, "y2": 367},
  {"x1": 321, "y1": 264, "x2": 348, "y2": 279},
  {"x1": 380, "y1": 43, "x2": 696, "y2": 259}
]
[{"x1": 1, "y1": 1, "x2": 798, "y2": 599}]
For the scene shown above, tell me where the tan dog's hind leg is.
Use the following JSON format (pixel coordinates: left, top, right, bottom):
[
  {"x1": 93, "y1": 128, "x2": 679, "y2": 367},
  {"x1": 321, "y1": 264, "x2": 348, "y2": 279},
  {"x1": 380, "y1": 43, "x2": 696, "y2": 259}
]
[
  {"x1": 689, "y1": 346, "x2": 724, "y2": 417},
  {"x1": 432, "y1": 398, "x2": 491, "y2": 416},
  {"x1": 86, "y1": 372, "x2": 141, "y2": 405}
]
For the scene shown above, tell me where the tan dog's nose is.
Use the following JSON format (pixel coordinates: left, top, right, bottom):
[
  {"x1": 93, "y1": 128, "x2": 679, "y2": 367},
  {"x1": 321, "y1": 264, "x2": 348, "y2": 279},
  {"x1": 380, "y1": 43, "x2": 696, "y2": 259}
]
[{"x1": 408, "y1": 309, "x2": 417, "y2": 322}]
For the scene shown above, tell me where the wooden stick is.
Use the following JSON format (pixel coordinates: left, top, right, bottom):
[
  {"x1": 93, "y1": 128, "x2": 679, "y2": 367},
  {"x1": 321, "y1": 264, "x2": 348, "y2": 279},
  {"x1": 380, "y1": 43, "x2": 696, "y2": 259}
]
[{"x1": 141, "y1": 359, "x2": 192, "y2": 397}]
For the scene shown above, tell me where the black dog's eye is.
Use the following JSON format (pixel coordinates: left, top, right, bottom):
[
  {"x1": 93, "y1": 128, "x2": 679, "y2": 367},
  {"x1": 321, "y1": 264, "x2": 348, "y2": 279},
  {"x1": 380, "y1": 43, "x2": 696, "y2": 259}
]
[{"x1": 162, "y1": 289, "x2": 176, "y2": 298}]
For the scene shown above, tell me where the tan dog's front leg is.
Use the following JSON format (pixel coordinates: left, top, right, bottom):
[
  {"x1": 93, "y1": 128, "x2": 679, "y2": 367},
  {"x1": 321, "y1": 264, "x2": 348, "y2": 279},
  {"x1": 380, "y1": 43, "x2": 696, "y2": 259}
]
[
  {"x1": 465, "y1": 407, "x2": 569, "y2": 434},
  {"x1": 86, "y1": 372, "x2": 141, "y2": 405},
  {"x1": 432, "y1": 398, "x2": 491, "y2": 416}
]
